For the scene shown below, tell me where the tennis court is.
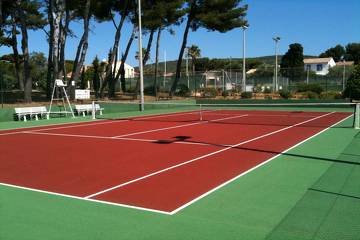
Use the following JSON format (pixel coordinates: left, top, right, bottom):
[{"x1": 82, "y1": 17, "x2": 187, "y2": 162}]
[{"x1": 0, "y1": 102, "x2": 356, "y2": 215}]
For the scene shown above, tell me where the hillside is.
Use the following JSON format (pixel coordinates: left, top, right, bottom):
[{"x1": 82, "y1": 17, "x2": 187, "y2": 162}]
[{"x1": 142, "y1": 55, "x2": 317, "y2": 73}]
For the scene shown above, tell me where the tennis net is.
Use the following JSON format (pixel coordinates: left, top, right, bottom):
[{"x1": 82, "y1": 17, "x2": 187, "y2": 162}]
[{"x1": 91, "y1": 101, "x2": 360, "y2": 129}]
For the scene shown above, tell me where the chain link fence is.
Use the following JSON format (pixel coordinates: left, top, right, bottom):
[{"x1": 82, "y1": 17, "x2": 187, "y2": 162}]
[{"x1": 114, "y1": 65, "x2": 353, "y2": 95}]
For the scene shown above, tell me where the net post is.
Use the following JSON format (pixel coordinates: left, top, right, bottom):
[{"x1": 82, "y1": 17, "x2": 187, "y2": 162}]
[
  {"x1": 92, "y1": 101, "x2": 96, "y2": 120},
  {"x1": 355, "y1": 103, "x2": 360, "y2": 129}
]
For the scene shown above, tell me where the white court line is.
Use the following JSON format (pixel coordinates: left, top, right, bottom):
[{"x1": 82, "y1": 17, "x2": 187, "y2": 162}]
[
  {"x1": 27, "y1": 120, "x2": 126, "y2": 132},
  {"x1": 0, "y1": 182, "x2": 171, "y2": 215},
  {"x1": 112, "y1": 114, "x2": 249, "y2": 138},
  {"x1": 202, "y1": 112, "x2": 323, "y2": 118},
  {"x1": 84, "y1": 112, "x2": 335, "y2": 199},
  {"x1": 115, "y1": 137, "x2": 221, "y2": 147},
  {"x1": 0, "y1": 109, "x2": 206, "y2": 135},
  {"x1": 0, "y1": 131, "x2": 25, "y2": 136},
  {"x1": 134, "y1": 110, "x2": 207, "y2": 120},
  {"x1": 0, "y1": 113, "x2": 312, "y2": 137},
  {"x1": 0, "y1": 119, "x2": 104, "y2": 135},
  {"x1": 22, "y1": 131, "x2": 226, "y2": 148},
  {"x1": 170, "y1": 114, "x2": 353, "y2": 214},
  {"x1": 0, "y1": 120, "x2": 119, "y2": 136},
  {"x1": 23, "y1": 131, "x2": 116, "y2": 140}
]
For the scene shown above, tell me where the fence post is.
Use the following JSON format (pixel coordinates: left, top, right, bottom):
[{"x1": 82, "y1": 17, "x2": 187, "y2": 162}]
[
  {"x1": 92, "y1": 101, "x2": 96, "y2": 120},
  {"x1": 355, "y1": 103, "x2": 360, "y2": 129}
]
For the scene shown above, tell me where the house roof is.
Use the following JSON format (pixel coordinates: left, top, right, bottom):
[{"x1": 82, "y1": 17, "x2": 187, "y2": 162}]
[
  {"x1": 304, "y1": 57, "x2": 333, "y2": 64},
  {"x1": 246, "y1": 69, "x2": 257, "y2": 74},
  {"x1": 336, "y1": 61, "x2": 354, "y2": 66},
  {"x1": 101, "y1": 60, "x2": 134, "y2": 69}
]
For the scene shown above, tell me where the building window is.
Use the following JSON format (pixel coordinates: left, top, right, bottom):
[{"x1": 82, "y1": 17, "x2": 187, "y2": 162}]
[
  {"x1": 306, "y1": 65, "x2": 311, "y2": 71},
  {"x1": 316, "y1": 64, "x2": 323, "y2": 71}
]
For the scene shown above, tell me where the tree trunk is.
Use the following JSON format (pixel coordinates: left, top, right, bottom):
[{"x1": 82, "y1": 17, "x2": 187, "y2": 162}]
[
  {"x1": 115, "y1": 26, "x2": 136, "y2": 93},
  {"x1": 100, "y1": 6, "x2": 128, "y2": 98},
  {"x1": 52, "y1": 0, "x2": 65, "y2": 82},
  {"x1": 171, "y1": 6, "x2": 195, "y2": 96},
  {"x1": 153, "y1": 27, "x2": 162, "y2": 96},
  {"x1": 134, "y1": 29, "x2": 155, "y2": 93},
  {"x1": 17, "y1": 2, "x2": 31, "y2": 103},
  {"x1": 143, "y1": 28, "x2": 155, "y2": 66},
  {"x1": 0, "y1": 0, "x2": 2, "y2": 21},
  {"x1": 10, "y1": 16, "x2": 23, "y2": 91},
  {"x1": 46, "y1": 0, "x2": 55, "y2": 99},
  {"x1": 70, "y1": 0, "x2": 91, "y2": 99},
  {"x1": 59, "y1": 7, "x2": 70, "y2": 81}
]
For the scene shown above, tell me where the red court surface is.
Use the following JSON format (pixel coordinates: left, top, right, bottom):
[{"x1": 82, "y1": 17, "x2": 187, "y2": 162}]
[{"x1": 0, "y1": 110, "x2": 352, "y2": 214}]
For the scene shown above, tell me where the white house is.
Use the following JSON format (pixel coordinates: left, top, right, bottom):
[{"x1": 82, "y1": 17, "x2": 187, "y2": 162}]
[
  {"x1": 114, "y1": 61, "x2": 135, "y2": 78},
  {"x1": 304, "y1": 57, "x2": 336, "y2": 75},
  {"x1": 102, "y1": 60, "x2": 135, "y2": 78}
]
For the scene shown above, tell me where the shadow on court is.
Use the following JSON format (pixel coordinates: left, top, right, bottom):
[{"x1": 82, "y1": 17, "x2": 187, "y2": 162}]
[{"x1": 154, "y1": 135, "x2": 360, "y2": 166}]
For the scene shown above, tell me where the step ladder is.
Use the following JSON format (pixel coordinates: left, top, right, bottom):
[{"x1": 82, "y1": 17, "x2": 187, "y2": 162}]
[{"x1": 47, "y1": 79, "x2": 75, "y2": 119}]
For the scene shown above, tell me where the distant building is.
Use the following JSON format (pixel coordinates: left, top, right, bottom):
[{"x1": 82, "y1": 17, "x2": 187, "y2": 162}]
[
  {"x1": 304, "y1": 57, "x2": 336, "y2": 75},
  {"x1": 113, "y1": 61, "x2": 135, "y2": 78},
  {"x1": 246, "y1": 69, "x2": 257, "y2": 74},
  {"x1": 335, "y1": 61, "x2": 354, "y2": 66},
  {"x1": 203, "y1": 71, "x2": 222, "y2": 88},
  {"x1": 66, "y1": 64, "x2": 91, "y2": 79}
]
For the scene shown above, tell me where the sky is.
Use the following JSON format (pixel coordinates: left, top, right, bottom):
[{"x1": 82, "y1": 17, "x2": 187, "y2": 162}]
[{"x1": 1, "y1": 0, "x2": 359, "y2": 67}]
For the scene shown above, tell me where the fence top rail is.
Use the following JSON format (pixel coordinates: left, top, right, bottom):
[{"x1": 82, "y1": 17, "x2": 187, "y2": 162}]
[{"x1": 94, "y1": 101, "x2": 358, "y2": 106}]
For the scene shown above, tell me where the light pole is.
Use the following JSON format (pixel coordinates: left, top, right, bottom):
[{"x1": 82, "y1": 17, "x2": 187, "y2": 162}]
[
  {"x1": 272, "y1": 36, "x2": 280, "y2": 92},
  {"x1": 163, "y1": 50, "x2": 166, "y2": 88},
  {"x1": 306, "y1": 65, "x2": 310, "y2": 84},
  {"x1": 242, "y1": 25, "x2": 248, "y2": 92},
  {"x1": 137, "y1": 0, "x2": 144, "y2": 111},
  {"x1": 341, "y1": 56, "x2": 346, "y2": 91},
  {"x1": 0, "y1": 60, "x2": 9, "y2": 108},
  {"x1": 185, "y1": 47, "x2": 189, "y2": 88},
  {"x1": 229, "y1": 56, "x2": 232, "y2": 79},
  {"x1": 0, "y1": 66, "x2": 3, "y2": 108}
]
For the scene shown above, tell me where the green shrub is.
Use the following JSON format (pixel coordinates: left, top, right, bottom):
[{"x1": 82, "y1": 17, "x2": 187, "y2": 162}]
[
  {"x1": 263, "y1": 87, "x2": 272, "y2": 94},
  {"x1": 230, "y1": 88, "x2": 240, "y2": 95},
  {"x1": 296, "y1": 83, "x2": 324, "y2": 94},
  {"x1": 253, "y1": 85, "x2": 263, "y2": 93},
  {"x1": 222, "y1": 90, "x2": 230, "y2": 97},
  {"x1": 320, "y1": 91, "x2": 343, "y2": 99},
  {"x1": 144, "y1": 86, "x2": 155, "y2": 95},
  {"x1": 233, "y1": 85, "x2": 242, "y2": 93},
  {"x1": 158, "y1": 86, "x2": 168, "y2": 92},
  {"x1": 304, "y1": 91, "x2": 319, "y2": 99},
  {"x1": 202, "y1": 88, "x2": 218, "y2": 98},
  {"x1": 343, "y1": 64, "x2": 360, "y2": 100},
  {"x1": 241, "y1": 91, "x2": 253, "y2": 99},
  {"x1": 279, "y1": 90, "x2": 292, "y2": 99},
  {"x1": 127, "y1": 87, "x2": 136, "y2": 93},
  {"x1": 175, "y1": 84, "x2": 190, "y2": 97}
]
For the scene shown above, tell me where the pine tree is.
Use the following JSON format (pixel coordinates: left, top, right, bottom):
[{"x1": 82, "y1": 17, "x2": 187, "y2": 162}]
[
  {"x1": 92, "y1": 56, "x2": 100, "y2": 98},
  {"x1": 170, "y1": 0, "x2": 248, "y2": 96},
  {"x1": 280, "y1": 43, "x2": 305, "y2": 82}
]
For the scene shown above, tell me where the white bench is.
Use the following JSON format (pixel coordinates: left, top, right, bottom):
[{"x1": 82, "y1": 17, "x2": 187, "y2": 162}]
[
  {"x1": 15, "y1": 106, "x2": 48, "y2": 122},
  {"x1": 75, "y1": 104, "x2": 103, "y2": 117}
]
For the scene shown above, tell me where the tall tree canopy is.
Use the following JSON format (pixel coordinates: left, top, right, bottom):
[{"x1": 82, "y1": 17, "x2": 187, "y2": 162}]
[
  {"x1": 280, "y1": 43, "x2": 305, "y2": 82},
  {"x1": 187, "y1": 44, "x2": 201, "y2": 74},
  {"x1": 2, "y1": 0, "x2": 46, "y2": 102},
  {"x1": 343, "y1": 64, "x2": 360, "y2": 100},
  {"x1": 170, "y1": 0, "x2": 248, "y2": 95},
  {"x1": 345, "y1": 43, "x2": 360, "y2": 64},
  {"x1": 319, "y1": 44, "x2": 345, "y2": 62}
]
